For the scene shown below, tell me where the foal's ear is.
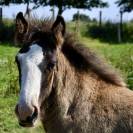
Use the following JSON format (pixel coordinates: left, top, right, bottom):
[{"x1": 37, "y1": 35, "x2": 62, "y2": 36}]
[
  {"x1": 15, "y1": 12, "x2": 28, "y2": 34},
  {"x1": 51, "y1": 16, "x2": 66, "y2": 46}
]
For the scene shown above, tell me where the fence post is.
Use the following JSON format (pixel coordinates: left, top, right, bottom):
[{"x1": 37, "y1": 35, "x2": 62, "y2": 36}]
[
  {"x1": 99, "y1": 10, "x2": 102, "y2": 27},
  {"x1": 75, "y1": 10, "x2": 80, "y2": 37},
  {"x1": 0, "y1": 7, "x2": 2, "y2": 23},
  {"x1": 120, "y1": 10, "x2": 123, "y2": 42},
  {"x1": 118, "y1": 22, "x2": 121, "y2": 43},
  {"x1": 117, "y1": 11, "x2": 123, "y2": 43}
]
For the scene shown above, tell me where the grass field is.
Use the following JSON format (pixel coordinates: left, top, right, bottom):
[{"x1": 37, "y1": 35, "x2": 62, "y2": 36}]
[{"x1": 0, "y1": 37, "x2": 133, "y2": 133}]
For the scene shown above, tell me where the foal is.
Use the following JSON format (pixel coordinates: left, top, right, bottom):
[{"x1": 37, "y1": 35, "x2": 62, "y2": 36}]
[{"x1": 15, "y1": 12, "x2": 133, "y2": 133}]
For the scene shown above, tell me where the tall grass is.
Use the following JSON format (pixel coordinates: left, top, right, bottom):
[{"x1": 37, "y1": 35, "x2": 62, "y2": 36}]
[
  {"x1": 0, "y1": 45, "x2": 18, "y2": 96},
  {"x1": 3, "y1": 57, "x2": 19, "y2": 97}
]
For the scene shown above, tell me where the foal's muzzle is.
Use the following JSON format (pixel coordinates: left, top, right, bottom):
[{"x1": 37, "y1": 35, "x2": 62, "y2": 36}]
[{"x1": 15, "y1": 104, "x2": 38, "y2": 127}]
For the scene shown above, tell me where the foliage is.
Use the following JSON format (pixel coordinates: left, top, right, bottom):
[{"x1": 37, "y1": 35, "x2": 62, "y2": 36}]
[
  {"x1": 116, "y1": 0, "x2": 133, "y2": 12},
  {"x1": 0, "y1": 0, "x2": 30, "y2": 5},
  {"x1": 72, "y1": 13, "x2": 91, "y2": 22},
  {"x1": 33, "y1": 0, "x2": 108, "y2": 15},
  {"x1": 0, "y1": 19, "x2": 15, "y2": 43},
  {"x1": 86, "y1": 21, "x2": 133, "y2": 43},
  {"x1": 0, "y1": 0, "x2": 108, "y2": 14},
  {"x1": 87, "y1": 22, "x2": 118, "y2": 43}
]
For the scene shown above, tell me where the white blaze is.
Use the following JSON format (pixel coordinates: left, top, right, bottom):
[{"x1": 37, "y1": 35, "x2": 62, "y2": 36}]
[{"x1": 17, "y1": 44, "x2": 44, "y2": 109}]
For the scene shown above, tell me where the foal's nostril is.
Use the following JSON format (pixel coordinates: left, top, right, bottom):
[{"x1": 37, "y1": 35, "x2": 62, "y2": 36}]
[
  {"x1": 15, "y1": 104, "x2": 38, "y2": 124},
  {"x1": 26, "y1": 106, "x2": 38, "y2": 123},
  {"x1": 18, "y1": 106, "x2": 38, "y2": 127}
]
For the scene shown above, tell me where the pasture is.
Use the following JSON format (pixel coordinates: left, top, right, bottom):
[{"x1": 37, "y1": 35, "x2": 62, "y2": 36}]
[{"x1": 0, "y1": 37, "x2": 133, "y2": 132}]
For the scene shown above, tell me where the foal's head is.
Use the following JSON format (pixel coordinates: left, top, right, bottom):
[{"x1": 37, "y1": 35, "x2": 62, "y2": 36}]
[{"x1": 15, "y1": 12, "x2": 65, "y2": 127}]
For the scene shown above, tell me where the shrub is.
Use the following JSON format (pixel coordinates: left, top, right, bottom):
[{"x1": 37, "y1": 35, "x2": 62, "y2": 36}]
[
  {"x1": 87, "y1": 21, "x2": 133, "y2": 43},
  {"x1": 73, "y1": 13, "x2": 91, "y2": 22},
  {"x1": 0, "y1": 19, "x2": 15, "y2": 43}
]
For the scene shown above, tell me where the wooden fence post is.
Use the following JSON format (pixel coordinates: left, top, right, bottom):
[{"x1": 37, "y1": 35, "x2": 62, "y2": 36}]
[
  {"x1": 117, "y1": 11, "x2": 123, "y2": 43},
  {"x1": 99, "y1": 10, "x2": 102, "y2": 27},
  {"x1": 75, "y1": 10, "x2": 80, "y2": 37},
  {"x1": 120, "y1": 10, "x2": 123, "y2": 42},
  {"x1": 118, "y1": 22, "x2": 121, "y2": 43},
  {"x1": 0, "y1": 7, "x2": 2, "y2": 23}
]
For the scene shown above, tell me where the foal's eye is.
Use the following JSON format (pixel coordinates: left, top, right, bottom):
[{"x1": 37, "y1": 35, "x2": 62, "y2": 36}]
[
  {"x1": 29, "y1": 31, "x2": 42, "y2": 41},
  {"x1": 43, "y1": 52, "x2": 46, "y2": 56},
  {"x1": 47, "y1": 62, "x2": 56, "y2": 71}
]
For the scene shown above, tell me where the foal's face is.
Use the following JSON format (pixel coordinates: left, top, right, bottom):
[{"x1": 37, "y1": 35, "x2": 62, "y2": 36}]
[
  {"x1": 15, "y1": 12, "x2": 65, "y2": 127},
  {"x1": 15, "y1": 44, "x2": 44, "y2": 127}
]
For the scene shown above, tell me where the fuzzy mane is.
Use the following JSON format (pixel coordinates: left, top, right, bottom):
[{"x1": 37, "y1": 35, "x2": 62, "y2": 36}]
[
  {"x1": 62, "y1": 34, "x2": 126, "y2": 87},
  {"x1": 17, "y1": 18, "x2": 126, "y2": 87}
]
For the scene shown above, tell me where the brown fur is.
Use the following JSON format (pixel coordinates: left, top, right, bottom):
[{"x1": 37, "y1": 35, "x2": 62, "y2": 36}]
[
  {"x1": 40, "y1": 49, "x2": 133, "y2": 133},
  {"x1": 16, "y1": 17, "x2": 133, "y2": 133}
]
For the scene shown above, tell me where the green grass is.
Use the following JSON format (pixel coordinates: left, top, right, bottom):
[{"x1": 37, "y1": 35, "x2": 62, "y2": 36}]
[
  {"x1": 0, "y1": 97, "x2": 43, "y2": 133},
  {"x1": 0, "y1": 45, "x2": 18, "y2": 95},
  {"x1": 0, "y1": 38, "x2": 133, "y2": 133}
]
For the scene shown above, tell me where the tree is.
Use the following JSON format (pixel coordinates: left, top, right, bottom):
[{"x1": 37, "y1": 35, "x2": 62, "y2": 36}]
[
  {"x1": 0, "y1": 0, "x2": 32, "y2": 18},
  {"x1": 98, "y1": 1, "x2": 108, "y2": 27},
  {"x1": 33, "y1": 0, "x2": 108, "y2": 15},
  {"x1": 0, "y1": 0, "x2": 32, "y2": 7},
  {"x1": 0, "y1": 0, "x2": 109, "y2": 16},
  {"x1": 115, "y1": 0, "x2": 133, "y2": 42},
  {"x1": 116, "y1": 0, "x2": 133, "y2": 12},
  {"x1": 73, "y1": 13, "x2": 91, "y2": 22},
  {"x1": 0, "y1": 0, "x2": 23, "y2": 5}
]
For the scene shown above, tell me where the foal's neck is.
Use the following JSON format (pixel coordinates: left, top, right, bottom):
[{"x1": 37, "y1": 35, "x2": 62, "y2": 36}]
[{"x1": 54, "y1": 51, "x2": 77, "y2": 96}]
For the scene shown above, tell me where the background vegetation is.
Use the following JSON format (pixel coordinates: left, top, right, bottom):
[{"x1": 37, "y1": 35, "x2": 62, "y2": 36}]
[
  {"x1": 87, "y1": 21, "x2": 133, "y2": 43},
  {"x1": 0, "y1": 19, "x2": 14, "y2": 43}
]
